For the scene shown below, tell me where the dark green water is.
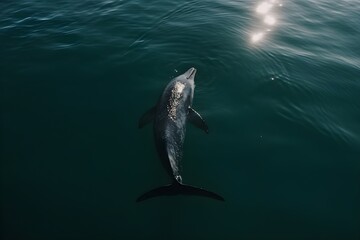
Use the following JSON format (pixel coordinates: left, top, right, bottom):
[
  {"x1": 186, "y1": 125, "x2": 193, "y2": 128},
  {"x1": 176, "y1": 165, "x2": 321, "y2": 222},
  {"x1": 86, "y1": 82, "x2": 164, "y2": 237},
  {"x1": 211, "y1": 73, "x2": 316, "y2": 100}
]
[{"x1": 1, "y1": 0, "x2": 360, "y2": 239}]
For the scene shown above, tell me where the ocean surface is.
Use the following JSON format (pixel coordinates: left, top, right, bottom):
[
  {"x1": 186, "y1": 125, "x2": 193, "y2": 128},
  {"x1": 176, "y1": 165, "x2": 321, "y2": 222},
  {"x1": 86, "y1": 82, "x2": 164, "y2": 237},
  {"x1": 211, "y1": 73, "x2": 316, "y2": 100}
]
[{"x1": 1, "y1": 0, "x2": 360, "y2": 239}]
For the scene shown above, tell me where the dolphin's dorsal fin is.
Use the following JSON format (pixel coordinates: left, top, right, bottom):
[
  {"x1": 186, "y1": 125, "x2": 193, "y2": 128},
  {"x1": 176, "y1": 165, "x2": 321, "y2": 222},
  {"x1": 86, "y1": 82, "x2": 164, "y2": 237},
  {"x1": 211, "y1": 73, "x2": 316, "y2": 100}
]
[
  {"x1": 188, "y1": 107, "x2": 209, "y2": 133},
  {"x1": 139, "y1": 106, "x2": 156, "y2": 128}
]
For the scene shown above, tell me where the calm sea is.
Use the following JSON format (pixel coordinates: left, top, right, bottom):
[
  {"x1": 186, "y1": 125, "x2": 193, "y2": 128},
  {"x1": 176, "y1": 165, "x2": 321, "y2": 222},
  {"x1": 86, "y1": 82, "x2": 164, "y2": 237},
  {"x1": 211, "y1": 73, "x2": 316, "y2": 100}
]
[{"x1": 1, "y1": 0, "x2": 359, "y2": 239}]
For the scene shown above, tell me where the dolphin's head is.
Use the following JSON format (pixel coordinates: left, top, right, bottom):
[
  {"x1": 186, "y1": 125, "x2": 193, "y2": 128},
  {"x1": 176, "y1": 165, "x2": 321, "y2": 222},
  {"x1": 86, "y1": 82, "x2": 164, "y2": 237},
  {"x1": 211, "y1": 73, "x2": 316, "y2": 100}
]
[
  {"x1": 184, "y1": 67, "x2": 196, "y2": 81},
  {"x1": 176, "y1": 67, "x2": 196, "y2": 82}
]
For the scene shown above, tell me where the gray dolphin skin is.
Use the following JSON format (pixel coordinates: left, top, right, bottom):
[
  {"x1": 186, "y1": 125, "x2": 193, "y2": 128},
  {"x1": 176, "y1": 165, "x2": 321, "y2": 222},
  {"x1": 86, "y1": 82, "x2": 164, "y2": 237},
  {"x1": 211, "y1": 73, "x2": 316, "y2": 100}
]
[{"x1": 137, "y1": 67, "x2": 224, "y2": 202}]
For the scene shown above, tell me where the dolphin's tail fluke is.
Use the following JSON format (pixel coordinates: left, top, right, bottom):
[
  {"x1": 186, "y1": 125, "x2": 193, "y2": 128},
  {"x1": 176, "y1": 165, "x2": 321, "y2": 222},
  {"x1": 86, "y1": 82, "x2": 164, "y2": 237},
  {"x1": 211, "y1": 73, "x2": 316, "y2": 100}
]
[{"x1": 136, "y1": 181, "x2": 224, "y2": 202}]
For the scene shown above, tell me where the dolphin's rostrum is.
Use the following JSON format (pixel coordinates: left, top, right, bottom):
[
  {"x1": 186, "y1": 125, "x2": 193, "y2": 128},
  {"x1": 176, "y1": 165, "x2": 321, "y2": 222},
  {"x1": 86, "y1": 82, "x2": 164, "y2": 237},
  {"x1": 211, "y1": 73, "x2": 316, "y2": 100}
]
[{"x1": 138, "y1": 67, "x2": 224, "y2": 202}]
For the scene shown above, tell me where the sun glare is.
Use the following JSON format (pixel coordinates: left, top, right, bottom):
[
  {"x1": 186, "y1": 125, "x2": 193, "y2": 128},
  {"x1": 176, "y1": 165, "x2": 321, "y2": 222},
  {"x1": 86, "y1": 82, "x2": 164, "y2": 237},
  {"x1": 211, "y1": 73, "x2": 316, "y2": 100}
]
[
  {"x1": 264, "y1": 15, "x2": 276, "y2": 25},
  {"x1": 250, "y1": 0, "x2": 283, "y2": 45},
  {"x1": 256, "y1": 2, "x2": 273, "y2": 14},
  {"x1": 251, "y1": 32, "x2": 264, "y2": 43}
]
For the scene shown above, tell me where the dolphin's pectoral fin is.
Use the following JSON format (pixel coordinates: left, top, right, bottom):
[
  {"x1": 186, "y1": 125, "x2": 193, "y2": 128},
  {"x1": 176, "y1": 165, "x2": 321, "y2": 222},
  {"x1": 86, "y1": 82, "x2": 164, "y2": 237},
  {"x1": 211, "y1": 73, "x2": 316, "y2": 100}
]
[
  {"x1": 188, "y1": 107, "x2": 209, "y2": 133},
  {"x1": 139, "y1": 106, "x2": 156, "y2": 128}
]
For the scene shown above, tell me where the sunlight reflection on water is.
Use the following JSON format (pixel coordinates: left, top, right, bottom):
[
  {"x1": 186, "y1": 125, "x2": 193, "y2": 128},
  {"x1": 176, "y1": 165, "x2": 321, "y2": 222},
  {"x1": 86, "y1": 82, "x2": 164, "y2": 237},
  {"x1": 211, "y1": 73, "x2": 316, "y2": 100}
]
[
  {"x1": 250, "y1": 0, "x2": 283, "y2": 44},
  {"x1": 256, "y1": 2, "x2": 273, "y2": 14}
]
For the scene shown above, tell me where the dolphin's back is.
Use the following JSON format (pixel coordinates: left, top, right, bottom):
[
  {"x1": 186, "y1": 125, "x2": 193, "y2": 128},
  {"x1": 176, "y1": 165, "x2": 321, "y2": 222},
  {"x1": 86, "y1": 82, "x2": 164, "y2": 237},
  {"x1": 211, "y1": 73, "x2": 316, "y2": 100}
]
[{"x1": 154, "y1": 79, "x2": 191, "y2": 179}]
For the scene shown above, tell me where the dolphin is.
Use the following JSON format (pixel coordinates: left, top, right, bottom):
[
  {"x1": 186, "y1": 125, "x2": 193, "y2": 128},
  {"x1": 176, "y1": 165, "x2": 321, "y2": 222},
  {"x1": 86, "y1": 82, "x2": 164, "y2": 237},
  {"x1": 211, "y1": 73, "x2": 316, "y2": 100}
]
[{"x1": 137, "y1": 67, "x2": 224, "y2": 202}]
